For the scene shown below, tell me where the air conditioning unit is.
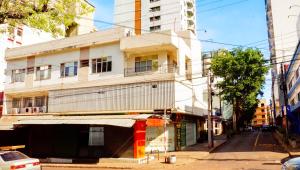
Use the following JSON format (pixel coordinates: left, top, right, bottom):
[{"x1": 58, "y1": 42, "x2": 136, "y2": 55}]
[
  {"x1": 32, "y1": 107, "x2": 40, "y2": 113},
  {"x1": 25, "y1": 107, "x2": 32, "y2": 113},
  {"x1": 39, "y1": 106, "x2": 47, "y2": 113},
  {"x1": 11, "y1": 108, "x2": 20, "y2": 114}
]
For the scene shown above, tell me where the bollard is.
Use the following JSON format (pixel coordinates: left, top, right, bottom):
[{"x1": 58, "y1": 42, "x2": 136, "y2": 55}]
[{"x1": 147, "y1": 153, "x2": 149, "y2": 164}]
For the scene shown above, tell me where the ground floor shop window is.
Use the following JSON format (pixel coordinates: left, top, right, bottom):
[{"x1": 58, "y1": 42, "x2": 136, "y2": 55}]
[{"x1": 89, "y1": 127, "x2": 104, "y2": 146}]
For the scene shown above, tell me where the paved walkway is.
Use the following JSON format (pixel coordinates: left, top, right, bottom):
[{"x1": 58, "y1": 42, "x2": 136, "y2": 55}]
[
  {"x1": 42, "y1": 132, "x2": 289, "y2": 170},
  {"x1": 42, "y1": 136, "x2": 227, "y2": 170}
]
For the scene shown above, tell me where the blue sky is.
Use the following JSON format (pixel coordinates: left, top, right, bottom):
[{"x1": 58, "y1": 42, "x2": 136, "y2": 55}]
[{"x1": 89, "y1": 0, "x2": 271, "y2": 101}]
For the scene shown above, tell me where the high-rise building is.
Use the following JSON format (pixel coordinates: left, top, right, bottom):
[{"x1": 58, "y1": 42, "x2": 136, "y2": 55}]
[
  {"x1": 114, "y1": 0, "x2": 196, "y2": 35},
  {"x1": 265, "y1": 0, "x2": 300, "y2": 117}
]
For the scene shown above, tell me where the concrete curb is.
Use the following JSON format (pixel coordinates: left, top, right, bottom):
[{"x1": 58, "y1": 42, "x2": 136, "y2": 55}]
[
  {"x1": 41, "y1": 164, "x2": 133, "y2": 169},
  {"x1": 208, "y1": 139, "x2": 228, "y2": 153}
]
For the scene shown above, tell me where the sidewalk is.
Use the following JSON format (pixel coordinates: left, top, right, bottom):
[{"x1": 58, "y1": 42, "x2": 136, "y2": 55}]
[
  {"x1": 273, "y1": 130, "x2": 300, "y2": 158},
  {"x1": 42, "y1": 136, "x2": 227, "y2": 169}
]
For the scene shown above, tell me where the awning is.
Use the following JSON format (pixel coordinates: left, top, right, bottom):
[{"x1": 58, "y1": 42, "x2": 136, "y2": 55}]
[{"x1": 13, "y1": 114, "x2": 153, "y2": 128}]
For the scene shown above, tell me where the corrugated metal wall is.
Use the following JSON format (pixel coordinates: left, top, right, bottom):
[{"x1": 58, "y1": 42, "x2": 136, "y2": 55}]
[{"x1": 48, "y1": 81, "x2": 175, "y2": 113}]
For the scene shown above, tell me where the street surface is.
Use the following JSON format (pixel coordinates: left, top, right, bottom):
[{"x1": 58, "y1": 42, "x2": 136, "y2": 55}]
[{"x1": 42, "y1": 131, "x2": 289, "y2": 170}]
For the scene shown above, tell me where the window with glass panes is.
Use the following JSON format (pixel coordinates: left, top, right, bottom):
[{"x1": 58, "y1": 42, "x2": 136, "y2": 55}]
[
  {"x1": 135, "y1": 56, "x2": 158, "y2": 72},
  {"x1": 60, "y1": 61, "x2": 78, "y2": 77},
  {"x1": 12, "y1": 69, "x2": 25, "y2": 82},
  {"x1": 92, "y1": 56, "x2": 112, "y2": 73},
  {"x1": 23, "y1": 97, "x2": 33, "y2": 107},
  {"x1": 35, "y1": 96, "x2": 46, "y2": 107},
  {"x1": 12, "y1": 98, "x2": 21, "y2": 108},
  {"x1": 36, "y1": 65, "x2": 51, "y2": 80}
]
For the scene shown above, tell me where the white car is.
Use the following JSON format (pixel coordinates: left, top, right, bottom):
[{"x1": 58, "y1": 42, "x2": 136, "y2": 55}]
[
  {"x1": 0, "y1": 151, "x2": 41, "y2": 170},
  {"x1": 282, "y1": 157, "x2": 300, "y2": 170}
]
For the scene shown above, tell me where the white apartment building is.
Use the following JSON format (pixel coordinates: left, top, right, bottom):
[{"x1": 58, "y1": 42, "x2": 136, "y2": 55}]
[
  {"x1": 0, "y1": 26, "x2": 56, "y2": 92},
  {"x1": 1, "y1": 27, "x2": 206, "y2": 159},
  {"x1": 0, "y1": 0, "x2": 96, "y2": 92},
  {"x1": 266, "y1": 0, "x2": 300, "y2": 117},
  {"x1": 114, "y1": 0, "x2": 196, "y2": 34}
]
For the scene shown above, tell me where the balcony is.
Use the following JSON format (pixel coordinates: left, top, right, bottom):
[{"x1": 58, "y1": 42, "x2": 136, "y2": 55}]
[
  {"x1": 124, "y1": 64, "x2": 177, "y2": 77},
  {"x1": 187, "y1": 1, "x2": 194, "y2": 9}
]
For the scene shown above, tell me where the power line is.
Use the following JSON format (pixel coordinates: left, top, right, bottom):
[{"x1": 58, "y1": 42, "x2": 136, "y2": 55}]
[{"x1": 197, "y1": 0, "x2": 250, "y2": 13}]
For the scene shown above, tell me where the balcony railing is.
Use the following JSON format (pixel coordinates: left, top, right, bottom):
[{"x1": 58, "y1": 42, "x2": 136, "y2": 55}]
[
  {"x1": 9, "y1": 106, "x2": 47, "y2": 114},
  {"x1": 124, "y1": 64, "x2": 178, "y2": 77}
]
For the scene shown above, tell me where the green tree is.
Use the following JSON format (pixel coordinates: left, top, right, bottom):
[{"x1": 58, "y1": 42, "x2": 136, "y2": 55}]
[
  {"x1": 211, "y1": 48, "x2": 269, "y2": 131},
  {"x1": 0, "y1": 0, "x2": 94, "y2": 36}
]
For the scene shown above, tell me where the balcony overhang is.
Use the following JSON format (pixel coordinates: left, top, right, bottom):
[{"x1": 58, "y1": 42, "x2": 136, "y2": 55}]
[{"x1": 120, "y1": 30, "x2": 179, "y2": 54}]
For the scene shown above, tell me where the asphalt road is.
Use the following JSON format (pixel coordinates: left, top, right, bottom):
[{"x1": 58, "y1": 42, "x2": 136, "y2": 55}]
[
  {"x1": 43, "y1": 131, "x2": 290, "y2": 170},
  {"x1": 172, "y1": 131, "x2": 289, "y2": 170}
]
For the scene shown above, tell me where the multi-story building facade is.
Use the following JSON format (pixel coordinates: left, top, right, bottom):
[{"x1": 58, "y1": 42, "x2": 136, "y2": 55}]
[
  {"x1": 252, "y1": 99, "x2": 272, "y2": 127},
  {"x1": 0, "y1": 0, "x2": 95, "y2": 115},
  {"x1": 265, "y1": 0, "x2": 300, "y2": 117},
  {"x1": 286, "y1": 42, "x2": 300, "y2": 134},
  {"x1": 1, "y1": 27, "x2": 206, "y2": 160},
  {"x1": 114, "y1": 0, "x2": 196, "y2": 35}
]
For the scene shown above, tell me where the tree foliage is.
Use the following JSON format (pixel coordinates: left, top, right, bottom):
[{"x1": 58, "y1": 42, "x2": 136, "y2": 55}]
[
  {"x1": 211, "y1": 48, "x2": 269, "y2": 126},
  {"x1": 0, "y1": 0, "x2": 94, "y2": 36}
]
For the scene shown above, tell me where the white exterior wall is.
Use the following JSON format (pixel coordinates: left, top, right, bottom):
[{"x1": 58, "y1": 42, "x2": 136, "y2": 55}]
[
  {"x1": 267, "y1": 0, "x2": 300, "y2": 115},
  {"x1": 89, "y1": 44, "x2": 124, "y2": 81},
  {"x1": 4, "y1": 29, "x2": 206, "y2": 116},
  {"x1": 0, "y1": 25, "x2": 56, "y2": 91},
  {"x1": 114, "y1": 0, "x2": 196, "y2": 34}
]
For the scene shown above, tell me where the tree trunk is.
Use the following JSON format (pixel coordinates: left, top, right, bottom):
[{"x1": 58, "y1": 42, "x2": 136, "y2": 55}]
[{"x1": 233, "y1": 99, "x2": 237, "y2": 132}]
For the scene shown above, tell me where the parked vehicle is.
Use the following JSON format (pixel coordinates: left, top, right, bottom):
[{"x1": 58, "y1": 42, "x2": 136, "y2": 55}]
[
  {"x1": 282, "y1": 157, "x2": 300, "y2": 170},
  {"x1": 0, "y1": 151, "x2": 41, "y2": 170}
]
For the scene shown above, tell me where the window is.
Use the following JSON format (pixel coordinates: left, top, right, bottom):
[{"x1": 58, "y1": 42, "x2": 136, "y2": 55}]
[
  {"x1": 60, "y1": 61, "x2": 78, "y2": 77},
  {"x1": 150, "y1": 25, "x2": 161, "y2": 32},
  {"x1": 135, "y1": 56, "x2": 158, "y2": 72},
  {"x1": 261, "y1": 103, "x2": 264, "y2": 107},
  {"x1": 12, "y1": 69, "x2": 25, "y2": 83},
  {"x1": 0, "y1": 152, "x2": 28, "y2": 162},
  {"x1": 215, "y1": 122, "x2": 218, "y2": 128},
  {"x1": 89, "y1": 127, "x2": 104, "y2": 146},
  {"x1": 92, "y1": 57, "x2": 112, "y2": 73},
  {"x1": 261, "y1": 109, "x2": 265, "y2": 113},
  {"x1": 80, "y1": 60, "x2": 89, "y2": 68},
  {"x1": 27, "y1": 67, "x2": 34, "y2": 74},
  {"x1": 262, "y1": 120, "x2": 265, "y2": 124},
  {"x1": 289, "y1": 81, "x2": 293, "y2": 91},
  {"x1": 17, "y1": 29, "x2": 23, "y2": 37},
  {"x1": 23, "y1": 97, "x2": 33, "y2": 107},
  {"x1": 36, "y1": 65, "x2": 51, "y2": 80},
  {"x1": 150, "y1": 16, "x2": 160, "y2": 22},
  {"x1": 12, "y1": 98, "x2": 21, "y2": 108},
  {"x1": 150, "y1": 0, "x2": 160, "y2": 2},
  {"x1": 35, "y1": 96, "x2": 46, "y2": 107},
  {"x1": 150, "y1": 6, "x2": 160, "y2": 12},
  {"x1": 262, "y1": 115, "x2": 265, "y2": 118}
]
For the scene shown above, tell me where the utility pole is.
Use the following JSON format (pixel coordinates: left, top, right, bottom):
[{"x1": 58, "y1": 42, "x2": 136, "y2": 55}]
[
  {"x1": 271, "y1": 71, "x2": 276, "y2": 126},
  {"x1": 280, "y1": 63, "x2": 289, "y2": 142},
  {"x1": 207, "y1": 70, "x2": 214, "y2": 148}
]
